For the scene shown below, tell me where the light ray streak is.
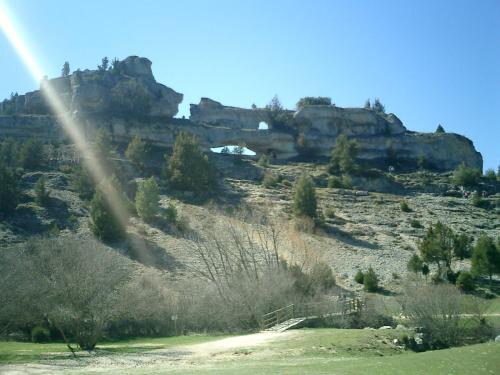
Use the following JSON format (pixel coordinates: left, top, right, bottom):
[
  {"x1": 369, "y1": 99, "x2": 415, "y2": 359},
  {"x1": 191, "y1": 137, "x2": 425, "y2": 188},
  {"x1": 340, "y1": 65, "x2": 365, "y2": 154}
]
[{"x1": 0, "y1": 2, "x2": 130, "y2": 231}]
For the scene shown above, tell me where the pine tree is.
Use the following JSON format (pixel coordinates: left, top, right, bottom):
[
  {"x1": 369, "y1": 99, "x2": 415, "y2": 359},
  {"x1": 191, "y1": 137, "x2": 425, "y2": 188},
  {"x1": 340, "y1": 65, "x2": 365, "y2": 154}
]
[
  {"x1": 61, "y1": 61, "x2": 70, "y2": 77},
  {"x1": 125, "y1": 135, "x2": 148, "y2": 170},
  {"x1": 89, "y1": 183, "x2": 125, "y2": 241},
  {"x1": 407, "y1": 254, "x2": 423, "y2": 274},
  {"x1": 19, "y1": 138, "x2": 44, "y2": 170},
  {"x1": 34, "y1": 176, "x2": 49, "y2": 206},
  {"x1": 328, "y1": 134, "x2": 358, "y2": 174},
  {"x1": 0, "y1": 162, "x2": 18, "y2": 215},
  {"x1": 373, "y1": 98, "x2": 385, "y2": 114},
  {"x1": 70, "y1": 165, "x2": 95, "y2": 200},
  {"x1": 293, "y1": 175, "x2": 317, "y2": 218},
  {"x1": 419, "y1": 222, "x2": 454, "y2": 276},
  {"x1": 135, "y1": 177, "x2": 159, "y2": 222},
  {"x1": 98, "y1": 56, "x2": 109, "y2": 71},
  {"x1": 436, "y1": 124, "x2": 445, "y2": 133},
  {"x1": 471, "y1": 235, "x2": 500, "y2": 286},
  {"x1": 363, "y1": 267, "x2": 379, "y2": 292},
  {"x1": 94, "y1": 129, "x2": 115, "y2": 163},
  {"x1": 166, "y1": 132, "x2": 215, "y2": 193}
]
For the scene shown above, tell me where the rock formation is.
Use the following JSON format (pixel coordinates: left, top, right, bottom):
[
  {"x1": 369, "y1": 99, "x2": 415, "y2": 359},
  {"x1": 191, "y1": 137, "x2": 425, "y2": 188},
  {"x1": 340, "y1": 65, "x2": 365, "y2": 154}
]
[
  {"x1": 1, "y1": 56, "x2": 183, "y2": 118},
  {"x1": 0, "y1": 56, "x2": 483, "y2": 171}
]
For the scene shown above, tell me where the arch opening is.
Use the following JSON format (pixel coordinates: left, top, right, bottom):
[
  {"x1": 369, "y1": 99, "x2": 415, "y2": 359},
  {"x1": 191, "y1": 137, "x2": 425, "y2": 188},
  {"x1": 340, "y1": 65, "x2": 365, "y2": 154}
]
[
  {"x1": 210, "y1": 145, "x2": 257, "y2": 156},
  {"x1": 258, "y1": 121, "x2": 269, "y2": 130}
]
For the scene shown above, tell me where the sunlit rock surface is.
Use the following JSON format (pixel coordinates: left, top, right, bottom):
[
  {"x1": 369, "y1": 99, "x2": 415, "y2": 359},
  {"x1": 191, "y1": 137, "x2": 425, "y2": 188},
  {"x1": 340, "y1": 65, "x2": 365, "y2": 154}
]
[{"x1": 0, "y1": 56, "x2": 483, "y2": 170}]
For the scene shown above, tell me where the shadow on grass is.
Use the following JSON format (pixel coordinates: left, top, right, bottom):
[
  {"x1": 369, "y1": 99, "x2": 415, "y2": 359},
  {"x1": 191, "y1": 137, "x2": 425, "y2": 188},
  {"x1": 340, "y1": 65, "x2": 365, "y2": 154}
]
[
  {"x1": 320, "y1": 225, "x2": 380, "y2": 250},
  {"x1": 118, "y1": 234, "x2": 185, "y2": 272}
]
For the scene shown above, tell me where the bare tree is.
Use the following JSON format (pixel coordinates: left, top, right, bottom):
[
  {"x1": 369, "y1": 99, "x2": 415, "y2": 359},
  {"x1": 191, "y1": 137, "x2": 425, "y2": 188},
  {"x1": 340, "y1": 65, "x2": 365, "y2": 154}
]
[
  {"x1": 1, "y1": 238, "x2": 135, "y2": 353},
  {"x1": 402, "y1": 282, "x2": 468, "y2": 348}
]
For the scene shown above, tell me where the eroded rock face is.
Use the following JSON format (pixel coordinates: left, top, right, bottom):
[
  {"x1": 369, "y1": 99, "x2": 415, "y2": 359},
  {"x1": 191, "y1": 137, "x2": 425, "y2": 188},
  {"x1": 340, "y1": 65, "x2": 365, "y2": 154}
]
[
  {"x1": 6, "y1": 56, "x2": 183, "y2": 118},
  {"x1": 0, "y1": 56, "x2": 483, "y2": 171},
  {"x1": 190, "y1": 98, "x2": 271, "y2": 129},
  {"x1": 294, "y1": 105, "x2": 406, "y2": 137}
]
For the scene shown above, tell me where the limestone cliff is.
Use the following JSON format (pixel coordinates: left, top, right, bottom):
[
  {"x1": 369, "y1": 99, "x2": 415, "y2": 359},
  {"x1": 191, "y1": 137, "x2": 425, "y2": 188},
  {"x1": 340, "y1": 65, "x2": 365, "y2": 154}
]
[
  {"x1": 1, "y1": 56, "x2": 183, "y2": 118},
  {"x1": 0, "y1": 56, "x2": 483, "y2": 171}
]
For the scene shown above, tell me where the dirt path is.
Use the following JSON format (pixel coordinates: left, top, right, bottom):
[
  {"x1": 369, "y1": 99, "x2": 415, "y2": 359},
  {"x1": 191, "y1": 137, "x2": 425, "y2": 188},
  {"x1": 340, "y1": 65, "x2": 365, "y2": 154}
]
[{"x1": 0, "y1": 331, "x2": 293, "y2": 375}]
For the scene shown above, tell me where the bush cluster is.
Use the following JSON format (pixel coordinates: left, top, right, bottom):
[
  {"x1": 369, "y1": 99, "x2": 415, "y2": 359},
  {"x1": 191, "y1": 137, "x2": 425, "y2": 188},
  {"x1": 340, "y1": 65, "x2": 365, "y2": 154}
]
[
  {"x1": 296, "y1": 96, "x2": 332, "y2": 110},
  {"x1": 262, "y1": 171, "x2": 282, "y2": 188},
  {"x1": 293, "y1": 175, "x2": 317, "y2": 218},
  {"x1": 165, "y1": 132, "x2": 216, "y2": 193},
  {"x1": 452, "y1": 162, "x2": 481, "y2": 186}
]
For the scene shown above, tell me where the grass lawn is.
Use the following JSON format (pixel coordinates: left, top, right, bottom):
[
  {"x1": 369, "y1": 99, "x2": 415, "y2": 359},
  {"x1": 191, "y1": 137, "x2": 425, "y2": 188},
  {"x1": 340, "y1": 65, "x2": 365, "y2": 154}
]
[
  {"x1": 1, "y1": 329, "x2": 499, "y2": 374},
  {"x1": 486, "y1": 297, "x2": 500, "y2": 314},
  {"x1": 160, "y1": 340, "x2": 500, "y2": 375},
  {"x1": 0, "y1": 334, "x2": 227, "y2": 364}
]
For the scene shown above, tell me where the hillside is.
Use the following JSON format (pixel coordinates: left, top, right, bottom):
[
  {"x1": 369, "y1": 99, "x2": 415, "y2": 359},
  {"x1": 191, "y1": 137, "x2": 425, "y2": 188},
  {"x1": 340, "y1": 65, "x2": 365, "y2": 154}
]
[{"x1": 1, "y1": 151, "x2": 498, "y2": 292}]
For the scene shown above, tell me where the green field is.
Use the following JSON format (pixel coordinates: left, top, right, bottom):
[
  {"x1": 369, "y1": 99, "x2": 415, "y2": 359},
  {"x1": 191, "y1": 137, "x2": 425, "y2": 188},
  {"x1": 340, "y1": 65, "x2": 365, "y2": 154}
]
[
  {"x1": 0, "y1": 334, "x2": 226, "y2": 364},
  {"x1": 1, "y1": 329, "x2": 499, "y2": 374},
  {"x1": 161, "y1": 341, "x2": 500, "y2": 375}
]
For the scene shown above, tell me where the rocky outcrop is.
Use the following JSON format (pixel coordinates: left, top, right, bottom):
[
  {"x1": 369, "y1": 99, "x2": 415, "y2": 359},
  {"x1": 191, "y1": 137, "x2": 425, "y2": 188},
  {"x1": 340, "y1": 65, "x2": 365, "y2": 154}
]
[
  {"x1": 0, "y1": 56, "x2": 483, "y2": 171},
  {"x1": 293, "y1": 105, "x2": 406, "y2": 136},
  {"x1": 2, "y1": 56, "x2": 183, "y2": 118},
  {"x1": 190, "y1": 98, "x2": 270, "y2": 129}
]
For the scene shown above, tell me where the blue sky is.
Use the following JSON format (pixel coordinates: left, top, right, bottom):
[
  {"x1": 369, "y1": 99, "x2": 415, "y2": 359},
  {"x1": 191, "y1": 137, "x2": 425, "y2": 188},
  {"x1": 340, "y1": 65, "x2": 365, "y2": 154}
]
[{"x1": 0, "y1": 0, "x2": 498, "y2": 170}]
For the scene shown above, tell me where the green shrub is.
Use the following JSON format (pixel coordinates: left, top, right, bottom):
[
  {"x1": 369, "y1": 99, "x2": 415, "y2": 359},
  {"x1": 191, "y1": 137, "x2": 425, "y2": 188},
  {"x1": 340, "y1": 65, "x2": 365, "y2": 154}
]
[
  {"x1": 363, "y1": 267, "x2": 379, "y2": 292},
  {"x1": 456, "y1": 271, "x2": 475, "y2": 292},
  {"x1": 452, "y1": 163, "x2": 481, "y2": 186},
  {"x1": 341, "y1": 175, "x2": 352, "y2": 189},
  {"x1": 166, "y1": 132, "x2": 216, "y2": 193},
  {"x1": 125, "y1": 135, "x2": 148, "y2": 170},
  {"x1": 164, "y1": 203, "x2": 177, "y2": 224},
  {"x1": 354, "y1": 270, "x2": 364, "y2": 284},
  {"x1": 0, "y1": 162, "x2": 18, "y2": 215},
  {"x1": 174, "y1": 215, "x2": 190, "y2": 234},
  {"x1": 93, "y1": 129, "x2": 115, "y2": 162},
  {"x1": 327, "y1": 175, "x2": 352, "y2": 189},
  {"x1": 453, "y1": 233, "x2": 472, "y2": 259},
  {"x1": 400, "y1": 201, "x2": 411, "y2": 212},
  {"x1": 70, "y1": 166, "x2": 94, "y2": 200},
  {"x1": 257, "y1": 154, "x2": 269, "y2": 167},
  {"x1": 327, "y1": 175, "x2": 343, "y2": 188},
  {"x1": 407, "y1": 254, "x2": 423, "y2": 274},
  {"x1": 484, "y1": 168, "x2": 496, "y2": 180},
  {"x1": 34, "y1": 176, "x2": 49, "y2": 206},
  {"x1": 324, "y1": 207, "x2": 335, "y2": 219},
  {"x1": 296, "y1": 96, "x2": 331, "y2": 110},
  {"x1": 471, "y1": 235, "x2": 500, "y2": 285},
  {"x1": 262, "y1": 171, "x2": 281, "y2": 188},
  {"x1": 410, "y1": 219, "x2": 423, "y2": 228},
  {"x1": 328, "y1": 134, "x2": 358, "y2": 175},
  {"x1": 293, "y1": 175, "x2": 317, "y2": 218},
  {"x1": 135, "y1": 177, "x2": 160, "y2": 223},
  {"x1": 471, "y1": 192, "x2": 487, "y2": 208},
  {"x1": 89, "y1": 187, "x2": 125, "y2": 241},
  {"x1": 31, "y1": 326, "x2": 50, "y2": 343},
  {"x1": 19, "y1": 138, "x2": 45, "y2": 170}
]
